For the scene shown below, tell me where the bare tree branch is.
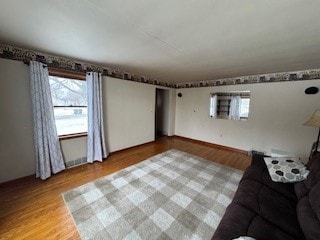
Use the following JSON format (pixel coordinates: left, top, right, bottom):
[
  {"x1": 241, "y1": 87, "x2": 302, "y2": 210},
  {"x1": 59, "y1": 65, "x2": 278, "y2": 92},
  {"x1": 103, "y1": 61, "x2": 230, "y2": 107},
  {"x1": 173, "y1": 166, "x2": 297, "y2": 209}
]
[{"x1": 50, "y1": 78, "x2": 85, "y2": 98}]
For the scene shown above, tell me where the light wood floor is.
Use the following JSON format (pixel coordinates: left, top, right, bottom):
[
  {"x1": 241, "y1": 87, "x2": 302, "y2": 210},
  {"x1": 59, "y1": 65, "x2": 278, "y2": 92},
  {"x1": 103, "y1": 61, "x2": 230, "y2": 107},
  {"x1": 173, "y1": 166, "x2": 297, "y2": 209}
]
[{"x1": 0, "y1": 137, "x2": 250, "y2": 240}]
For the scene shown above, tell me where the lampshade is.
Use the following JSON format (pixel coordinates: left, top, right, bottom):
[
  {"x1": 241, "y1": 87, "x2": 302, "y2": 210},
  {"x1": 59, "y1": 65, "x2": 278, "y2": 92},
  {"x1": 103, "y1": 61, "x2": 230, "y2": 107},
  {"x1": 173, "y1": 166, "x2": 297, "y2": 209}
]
[{"x1": 304, "y1": 109, "x2": 320, "y2": 128}]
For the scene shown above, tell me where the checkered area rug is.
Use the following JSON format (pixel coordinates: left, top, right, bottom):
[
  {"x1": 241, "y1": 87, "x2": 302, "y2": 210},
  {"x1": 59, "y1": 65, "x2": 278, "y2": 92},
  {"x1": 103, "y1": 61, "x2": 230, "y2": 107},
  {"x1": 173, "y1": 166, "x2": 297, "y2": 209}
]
[{"x1": 62, "y1": 149, "x2": 243, "y2": 240}]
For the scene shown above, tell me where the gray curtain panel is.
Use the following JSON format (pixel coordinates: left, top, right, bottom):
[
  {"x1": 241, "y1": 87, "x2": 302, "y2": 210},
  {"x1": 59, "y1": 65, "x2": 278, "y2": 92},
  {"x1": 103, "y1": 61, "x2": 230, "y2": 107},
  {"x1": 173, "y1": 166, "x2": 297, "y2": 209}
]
[
  {"x1": 29, "y1": 61, "x2": 65, "y2": 180},
  {"x1": 86, "y1": 72, "x2": 107, "y2": 163}
]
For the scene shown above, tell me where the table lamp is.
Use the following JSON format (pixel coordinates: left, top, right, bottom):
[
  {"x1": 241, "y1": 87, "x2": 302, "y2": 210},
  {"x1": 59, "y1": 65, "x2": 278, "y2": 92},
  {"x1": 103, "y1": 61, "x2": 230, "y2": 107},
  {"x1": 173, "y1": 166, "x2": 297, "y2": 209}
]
[{"x1": 304, "y1": 109, "x2": 320, "y2": 156}]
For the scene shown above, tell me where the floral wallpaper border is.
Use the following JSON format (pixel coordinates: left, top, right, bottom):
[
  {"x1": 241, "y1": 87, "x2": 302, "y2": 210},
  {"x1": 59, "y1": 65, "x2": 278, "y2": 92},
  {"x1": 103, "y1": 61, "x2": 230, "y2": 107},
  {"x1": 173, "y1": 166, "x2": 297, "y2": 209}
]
[
  {"x1": 0, "y1": 43, "x2": 173, "y2": 87},
  {"x1": 1, "y1": 43, "x2": 320, "y2": 89},
  {"x1": 173, "y1": 69, "x2": 320, "y2": 88}
]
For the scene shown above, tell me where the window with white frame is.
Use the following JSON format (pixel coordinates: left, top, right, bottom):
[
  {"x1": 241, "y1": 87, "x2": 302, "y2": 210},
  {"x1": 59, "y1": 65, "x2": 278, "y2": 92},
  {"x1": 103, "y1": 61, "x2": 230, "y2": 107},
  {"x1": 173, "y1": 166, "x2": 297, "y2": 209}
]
[
  {"x1": 209, "y1": 92, "x2": 251, "y2": 120},
  {"x1": 49, "y1": 76, "x2": 87, "y2": 136}
]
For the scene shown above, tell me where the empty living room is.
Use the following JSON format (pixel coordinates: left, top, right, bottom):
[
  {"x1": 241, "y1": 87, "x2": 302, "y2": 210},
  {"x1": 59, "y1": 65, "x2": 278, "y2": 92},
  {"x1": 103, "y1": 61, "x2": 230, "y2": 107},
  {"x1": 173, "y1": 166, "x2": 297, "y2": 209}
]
[{"x1": 1, "y1": 1, "x2": 320, "y2": 240}]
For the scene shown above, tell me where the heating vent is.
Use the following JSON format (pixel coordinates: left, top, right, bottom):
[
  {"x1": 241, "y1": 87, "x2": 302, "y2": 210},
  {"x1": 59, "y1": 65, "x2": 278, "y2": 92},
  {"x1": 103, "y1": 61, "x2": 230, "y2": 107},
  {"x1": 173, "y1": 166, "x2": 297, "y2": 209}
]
[{"x1": 65, "y1": 156, "x2": 87, "y2": 168}]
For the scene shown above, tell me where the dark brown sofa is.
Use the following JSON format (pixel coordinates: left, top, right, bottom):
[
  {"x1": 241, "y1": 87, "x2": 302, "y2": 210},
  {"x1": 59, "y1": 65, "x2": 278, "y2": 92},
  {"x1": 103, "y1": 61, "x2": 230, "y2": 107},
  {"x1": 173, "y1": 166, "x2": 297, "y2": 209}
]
[{"x1": 212, "y1": 152, "x2": 320, "y2": 240}]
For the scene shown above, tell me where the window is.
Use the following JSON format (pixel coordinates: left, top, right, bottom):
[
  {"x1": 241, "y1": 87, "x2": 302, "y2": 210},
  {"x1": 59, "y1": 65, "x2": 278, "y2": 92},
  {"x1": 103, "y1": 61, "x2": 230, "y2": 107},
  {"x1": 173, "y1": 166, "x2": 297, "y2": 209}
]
[
  {"x1": 209, "y1": 91, "x2": 251, "y2": 120},
  {"x1": 239, "y1": 98, "x2": 250, "y2": 118},
  {"x1": 49, "y1": 75, "x2": 87, "y2": 136}
]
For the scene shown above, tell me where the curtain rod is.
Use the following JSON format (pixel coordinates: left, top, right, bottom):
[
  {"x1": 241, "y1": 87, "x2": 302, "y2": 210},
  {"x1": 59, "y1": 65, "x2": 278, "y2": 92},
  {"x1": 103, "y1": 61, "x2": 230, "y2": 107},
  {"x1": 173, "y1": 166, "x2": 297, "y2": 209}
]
[
  {"x1": 23, "y1": 61, "x2": 47, "y2": 68},
  {"x1": 24, "y1": 61, "x2": 97, "y2": 77},
  {"x1": 23, "y1": 61, "x2": 99, "y2": 74}
]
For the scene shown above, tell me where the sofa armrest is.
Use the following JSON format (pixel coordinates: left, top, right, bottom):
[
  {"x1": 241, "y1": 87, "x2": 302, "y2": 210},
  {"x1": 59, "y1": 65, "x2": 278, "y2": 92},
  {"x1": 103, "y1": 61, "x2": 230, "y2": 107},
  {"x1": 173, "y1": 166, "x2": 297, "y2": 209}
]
[{"x1": 250, "y1": 153, "x2": 269, "y2": 168}]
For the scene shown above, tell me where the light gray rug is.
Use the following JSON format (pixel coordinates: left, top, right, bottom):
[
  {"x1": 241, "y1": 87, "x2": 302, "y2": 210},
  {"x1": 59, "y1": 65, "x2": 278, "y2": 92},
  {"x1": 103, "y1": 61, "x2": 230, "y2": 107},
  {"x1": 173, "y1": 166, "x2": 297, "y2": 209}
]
[{"x1": 62, "y1": 149, "x2": 243, "y2": 240}]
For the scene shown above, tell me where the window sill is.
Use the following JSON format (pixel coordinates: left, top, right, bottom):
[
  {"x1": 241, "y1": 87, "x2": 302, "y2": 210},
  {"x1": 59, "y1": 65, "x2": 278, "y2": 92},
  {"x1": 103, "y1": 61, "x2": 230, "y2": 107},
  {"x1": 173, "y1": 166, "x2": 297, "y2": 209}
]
[{"x1": 59, "y1": 132, "x2": 87, "y2": 141}]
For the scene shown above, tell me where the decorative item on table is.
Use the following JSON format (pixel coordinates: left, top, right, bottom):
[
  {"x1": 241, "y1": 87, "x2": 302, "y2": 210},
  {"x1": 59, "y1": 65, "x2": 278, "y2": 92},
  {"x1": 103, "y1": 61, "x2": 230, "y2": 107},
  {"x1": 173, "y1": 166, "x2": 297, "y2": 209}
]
[{"x1": 303, "y1": 109, "x2": 320, "y2": 158}]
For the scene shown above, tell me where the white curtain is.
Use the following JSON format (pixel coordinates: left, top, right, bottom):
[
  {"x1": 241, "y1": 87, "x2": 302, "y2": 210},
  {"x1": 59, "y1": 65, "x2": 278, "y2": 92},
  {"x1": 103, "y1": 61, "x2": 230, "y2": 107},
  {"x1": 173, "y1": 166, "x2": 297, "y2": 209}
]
[
  {"x1": 86, "y1": 72, "x2": 108, "y2": 163},
  {"x1": 229, "y1": 95, "x2": 242, "y2": 120},
  {"x1": 210, "y1": 94, "x2": 217, "y2": 118},
  {"x1": 29, "y1": 61, "x2": 65, "y2": 180}
]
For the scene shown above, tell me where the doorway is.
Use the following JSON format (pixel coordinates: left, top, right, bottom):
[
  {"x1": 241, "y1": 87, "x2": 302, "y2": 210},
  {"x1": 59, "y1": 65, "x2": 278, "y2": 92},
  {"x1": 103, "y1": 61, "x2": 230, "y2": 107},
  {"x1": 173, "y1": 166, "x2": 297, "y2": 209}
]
[{"x1": 155, "y1": 88, "x2": 170, "y2": 139}]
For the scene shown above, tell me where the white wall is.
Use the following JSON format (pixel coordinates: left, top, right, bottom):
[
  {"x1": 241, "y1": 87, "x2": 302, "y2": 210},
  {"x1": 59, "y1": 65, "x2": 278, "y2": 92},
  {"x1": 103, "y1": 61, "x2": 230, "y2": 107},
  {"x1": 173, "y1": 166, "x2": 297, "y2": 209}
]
[
  {"x1": 104, "y1": 77, "x2": 156, "y2": 152},
  {"x1": 175, "y1": 80, "x2": 320, "y2": 160},
  {"x1": 104, "y1": 77, "x2": 176, "y2": 152},
  {"x1": 0, "y1": 59, "x2": 36, "y2": 182}
]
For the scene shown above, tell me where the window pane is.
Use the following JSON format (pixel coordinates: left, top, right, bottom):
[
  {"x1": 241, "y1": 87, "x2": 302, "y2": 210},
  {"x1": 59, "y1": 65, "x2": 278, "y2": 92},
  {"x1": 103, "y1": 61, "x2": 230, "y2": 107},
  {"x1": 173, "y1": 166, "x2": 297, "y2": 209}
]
[
  {"x1": 240, "y1": 99, "x2": 250, "y2": 118},
  {"x1": 49, "y1": 76, "x2": 87, "y2": 106},
  {"x1": 49, "y1": 76, "x2": 87, "y2": 135},
  {"x1": 54, "y1": 107, "x2": 87, "y2": 135}
]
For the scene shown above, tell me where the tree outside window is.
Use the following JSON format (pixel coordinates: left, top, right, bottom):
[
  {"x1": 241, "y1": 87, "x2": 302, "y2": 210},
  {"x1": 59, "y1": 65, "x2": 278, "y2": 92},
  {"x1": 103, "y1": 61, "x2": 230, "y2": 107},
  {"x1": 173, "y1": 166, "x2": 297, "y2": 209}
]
[{"x1": 49, "y1": 76, "x2": 87, "y2": 135}]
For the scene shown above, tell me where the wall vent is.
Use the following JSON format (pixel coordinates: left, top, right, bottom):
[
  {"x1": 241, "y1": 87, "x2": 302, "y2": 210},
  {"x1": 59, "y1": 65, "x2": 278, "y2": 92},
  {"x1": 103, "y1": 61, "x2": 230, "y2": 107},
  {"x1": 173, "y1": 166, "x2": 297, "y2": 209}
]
[{"x1": 65, "y1": 156, "x2": 87, "y2": 168}]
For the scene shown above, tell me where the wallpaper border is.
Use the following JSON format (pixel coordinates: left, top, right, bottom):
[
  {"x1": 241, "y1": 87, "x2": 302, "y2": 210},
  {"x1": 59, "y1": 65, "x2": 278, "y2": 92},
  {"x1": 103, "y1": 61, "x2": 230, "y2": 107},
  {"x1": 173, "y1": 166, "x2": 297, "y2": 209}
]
[
  {"x1": 174, "y1": 69, "x2": 320, "y2": 88},
  {"x1": 1, "y1": 43, "x2": 320, "y2": 89},
  {"x1": 0, "y1": 43, "x2": 173, "y2": 88}
]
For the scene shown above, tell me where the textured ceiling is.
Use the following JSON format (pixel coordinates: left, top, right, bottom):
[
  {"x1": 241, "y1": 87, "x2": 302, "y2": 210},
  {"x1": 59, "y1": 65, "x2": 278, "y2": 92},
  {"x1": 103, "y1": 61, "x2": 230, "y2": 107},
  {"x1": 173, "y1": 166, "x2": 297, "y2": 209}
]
[{"x1": 0, "y1": 0, "x2": 320, "y2": 84}]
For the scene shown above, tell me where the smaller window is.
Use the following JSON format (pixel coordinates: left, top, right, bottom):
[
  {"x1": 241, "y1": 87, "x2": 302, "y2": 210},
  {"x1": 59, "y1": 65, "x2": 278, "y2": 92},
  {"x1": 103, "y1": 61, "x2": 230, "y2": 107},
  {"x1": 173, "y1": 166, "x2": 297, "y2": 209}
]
[
  {"x1": 209, "y1": 91, "x2": 251, "y2": 120},
  {"x1": 49, "y1": 75, "x2": 87, "y2": 136}
]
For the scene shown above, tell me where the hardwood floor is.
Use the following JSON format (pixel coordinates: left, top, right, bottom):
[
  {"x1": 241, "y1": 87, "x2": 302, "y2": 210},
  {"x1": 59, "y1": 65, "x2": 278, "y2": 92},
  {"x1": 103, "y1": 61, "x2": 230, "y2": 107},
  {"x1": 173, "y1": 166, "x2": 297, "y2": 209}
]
[{"x1": 0, "y1": 137, "x2": 251, "y2": 240}]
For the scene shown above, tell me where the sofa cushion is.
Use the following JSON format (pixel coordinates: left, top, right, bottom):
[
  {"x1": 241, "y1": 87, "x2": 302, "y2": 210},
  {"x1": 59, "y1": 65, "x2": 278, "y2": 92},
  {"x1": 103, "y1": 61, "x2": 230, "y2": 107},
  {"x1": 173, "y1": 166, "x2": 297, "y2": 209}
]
[
  {"x1": 304, "y1": 153, "x2": 320, "y2": 190},
  {"x1": 294, "y1": 153, "x2": 320, "y2": 199},
  {"x1": 294, "y1": 181, "x2": 309, "y2": 200},
  {"x1": 212, "y1": 203, "x2": 298, "y2": 240},
  {"x1": 232, "y1": 179, "x2": 303, "y2": 238},
  {"x1": 242, "y1": 165, "x2": 297, "y2": 201},
  {"x1": 247, "y1": 214, "x2": 299, "y2": 240},
  {"x1": 297, "y1": 196, "x2": 320, "y2": 240},
  {"x1": 306, "y1": 152, "x2": 320, "y2": 169},
  {"x1": 309, "y1": 181, "x2": 320, "y2": 224},
  {"x1": 212, "y1": 203, "x2": 257, "y2": 240}
]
